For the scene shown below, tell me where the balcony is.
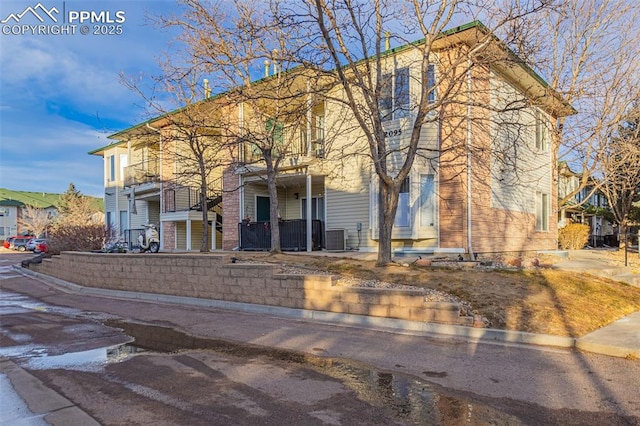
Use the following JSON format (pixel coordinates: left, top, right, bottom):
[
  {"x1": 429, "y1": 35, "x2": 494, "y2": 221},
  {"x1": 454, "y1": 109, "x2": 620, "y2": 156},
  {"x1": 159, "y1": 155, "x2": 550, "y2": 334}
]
[
  {"x1": 163, "y1": 185, "x2": 222, "y2": 213},
  {"x1": 243, "y1": 115, "x2": 325, "y2": 164},
  {"x1": 123, "y1": 160, "x2": 160, "y2": 188}
]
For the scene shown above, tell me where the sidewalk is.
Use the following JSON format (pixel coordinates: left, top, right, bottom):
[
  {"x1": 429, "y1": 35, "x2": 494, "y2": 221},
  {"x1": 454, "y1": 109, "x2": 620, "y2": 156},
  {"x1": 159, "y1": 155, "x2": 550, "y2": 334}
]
[
  {"x1": 552, "y1": 248, "x2": 640, "y2": 287},
  {"x1": 15, "y1": 264, "x2": 640, "y2": 359}
]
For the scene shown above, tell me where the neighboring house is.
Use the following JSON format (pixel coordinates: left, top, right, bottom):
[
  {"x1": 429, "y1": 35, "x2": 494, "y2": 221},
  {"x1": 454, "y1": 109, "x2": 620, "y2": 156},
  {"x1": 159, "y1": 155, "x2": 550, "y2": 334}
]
[
  {"x1": 557, "y1": 163, "x2": 616, "y2": 246},
  {"x1": 93, "y1": 21, "x2": 574, "y2": 255},
  {"x1": 0, "y1": 188, "x2": 104, "y2": 242}
]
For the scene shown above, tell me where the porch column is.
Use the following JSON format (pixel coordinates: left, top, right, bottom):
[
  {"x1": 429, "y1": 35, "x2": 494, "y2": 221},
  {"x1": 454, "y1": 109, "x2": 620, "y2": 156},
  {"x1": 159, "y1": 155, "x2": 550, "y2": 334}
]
[
  {"x1": 211, "y1": 214, "x2": 216, "y2": 251},
  {"x1": 186, "y1": 219, "x2": 192, "y2": 251},
  {"x1": 306, "y1": 172, "x2": 312, "y2": 252}
]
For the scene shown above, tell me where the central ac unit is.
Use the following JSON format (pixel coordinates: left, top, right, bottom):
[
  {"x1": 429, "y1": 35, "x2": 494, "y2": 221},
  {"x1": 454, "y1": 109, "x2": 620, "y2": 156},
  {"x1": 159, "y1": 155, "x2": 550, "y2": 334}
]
[{"x1": 325, "y1": 229, "x2": 348, "y2": 251}]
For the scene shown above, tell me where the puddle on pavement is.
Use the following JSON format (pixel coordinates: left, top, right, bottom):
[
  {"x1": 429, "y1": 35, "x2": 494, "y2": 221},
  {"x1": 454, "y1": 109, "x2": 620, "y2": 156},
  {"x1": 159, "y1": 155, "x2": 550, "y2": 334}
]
[
  {"x1": 0, "y1": 289, "x2": 520, "y2": 423},
  {"x1": 106, "y1": 320, "x2": 522, "y2": 424},
  {"x1": 0, "y1": 290, "x2": 143, "y2": 371},
  {"x1": 0, "y1": 343, "x2": 145, "y2": 371}
]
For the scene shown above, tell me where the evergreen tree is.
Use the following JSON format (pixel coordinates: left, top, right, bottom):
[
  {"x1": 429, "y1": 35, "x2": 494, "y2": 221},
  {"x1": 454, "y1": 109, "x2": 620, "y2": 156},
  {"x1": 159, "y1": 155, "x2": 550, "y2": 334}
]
[{"x1": 56, "y1": 183, "x2": 82, "y2": 216}]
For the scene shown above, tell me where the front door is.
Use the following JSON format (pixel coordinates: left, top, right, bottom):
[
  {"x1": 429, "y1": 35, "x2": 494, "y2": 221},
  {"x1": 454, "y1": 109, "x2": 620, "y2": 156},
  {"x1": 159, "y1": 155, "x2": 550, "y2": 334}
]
[{"x1": 256, "y1": 196, "x2": 270, "y2": 222}]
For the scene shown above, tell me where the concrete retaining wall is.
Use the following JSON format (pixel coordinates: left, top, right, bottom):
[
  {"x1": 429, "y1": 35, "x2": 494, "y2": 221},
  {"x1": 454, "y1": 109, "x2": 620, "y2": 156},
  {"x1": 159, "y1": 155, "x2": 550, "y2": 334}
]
[{"x1": 30, "y1": 252, "x2": 472, "y2": 325}]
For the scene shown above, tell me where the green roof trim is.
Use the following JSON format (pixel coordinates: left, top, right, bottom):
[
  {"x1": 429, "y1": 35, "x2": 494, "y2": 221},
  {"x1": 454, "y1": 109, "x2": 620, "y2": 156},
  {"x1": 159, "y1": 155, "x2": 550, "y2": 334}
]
[{"x1": 88, "y1": 139, "x2": 127, "y2": 155}]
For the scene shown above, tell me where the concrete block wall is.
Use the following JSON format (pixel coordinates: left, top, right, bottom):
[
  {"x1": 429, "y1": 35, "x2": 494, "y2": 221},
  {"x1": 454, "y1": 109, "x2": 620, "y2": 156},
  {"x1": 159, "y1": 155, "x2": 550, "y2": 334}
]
[{"x1": 30, "y1": 252, "x2": 471, "y2": 325}]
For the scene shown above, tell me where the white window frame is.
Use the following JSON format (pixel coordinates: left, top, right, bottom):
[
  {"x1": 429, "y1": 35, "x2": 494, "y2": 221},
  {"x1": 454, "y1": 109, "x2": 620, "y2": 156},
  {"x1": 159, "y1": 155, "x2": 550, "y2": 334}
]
[
  {"x1": 394, "y1": 177, "x2": 411, "y2": 228},
  {"x1": 301, "y1": 196, "x2": 325, "y2": 221},
  {"x1": 419, "y1": 174, "x2": 436, "y2": 228},
  {"x1": 536, "y1": 191, "x2": 549, "y2": 232},
  {"x1": 119, "y1": 153, "x2": 128, "y2": 181},
  {"x1": 535, "y1": 109, "x2": 548, "y2": 152},
  {"x1": 108, "y1": 155, "x2": 115, "y2": 182},
  {"x1": 379, "y1": 66, "x2": 411, "y2": 121}
]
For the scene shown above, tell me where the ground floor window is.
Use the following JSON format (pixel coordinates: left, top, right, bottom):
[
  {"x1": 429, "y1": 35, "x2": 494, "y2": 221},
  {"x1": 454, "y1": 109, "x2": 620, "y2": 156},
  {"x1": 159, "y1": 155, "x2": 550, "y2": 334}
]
[
  {"x1": 119, "y1": 210, "x2": 128, "y2": 236},
  {"x1": 106, "y1": 211, "x2": 114, "y2": 228},
  {"x1": 536, "y1": 192, "x2": 549, "y2": 231},
  {"x1": 419, "y1": 174, "x2": 436, "y2": 227},
  {"x1": 301, "y1": 197, "x2": 324, "y2": 221},
  {"x1": 394, "y1": 177, "x2": 410, "y2": 227}
]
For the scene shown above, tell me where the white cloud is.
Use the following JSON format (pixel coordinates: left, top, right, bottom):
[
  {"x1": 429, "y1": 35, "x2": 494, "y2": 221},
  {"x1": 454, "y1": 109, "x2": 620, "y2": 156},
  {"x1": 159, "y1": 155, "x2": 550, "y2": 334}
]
[{"x1": 0, "y1": 0, "x2": 180, "y2": 197}]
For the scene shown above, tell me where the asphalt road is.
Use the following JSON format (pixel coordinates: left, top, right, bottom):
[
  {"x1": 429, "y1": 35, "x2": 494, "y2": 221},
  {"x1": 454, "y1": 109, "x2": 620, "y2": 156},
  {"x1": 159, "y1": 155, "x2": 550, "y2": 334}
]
[{"x1": 1, "y1": 251, "x2": 639, "y2": 425}]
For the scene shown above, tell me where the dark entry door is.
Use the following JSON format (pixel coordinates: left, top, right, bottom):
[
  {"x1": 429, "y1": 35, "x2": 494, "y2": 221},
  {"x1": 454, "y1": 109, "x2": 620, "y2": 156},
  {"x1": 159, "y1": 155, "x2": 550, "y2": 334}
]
[{"x1": 256, "y1": 196, "x2": 270, "y2": 222}]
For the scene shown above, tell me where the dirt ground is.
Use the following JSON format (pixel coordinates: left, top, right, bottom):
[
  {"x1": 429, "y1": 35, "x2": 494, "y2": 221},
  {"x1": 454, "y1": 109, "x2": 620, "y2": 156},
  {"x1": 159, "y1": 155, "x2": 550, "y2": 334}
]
[{"x1": 231, "y1": 250, "x2": 640, "y2": 338}]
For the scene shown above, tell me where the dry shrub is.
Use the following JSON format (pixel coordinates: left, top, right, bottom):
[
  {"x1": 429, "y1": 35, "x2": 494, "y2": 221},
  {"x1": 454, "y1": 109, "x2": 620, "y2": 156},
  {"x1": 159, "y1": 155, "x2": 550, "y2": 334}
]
[
  {"x1": 558, "y1": 223, "x2": 590, "y2": 249},
  {"x1": 48, "y1": 224, "x2": 112, "y2": 254}
]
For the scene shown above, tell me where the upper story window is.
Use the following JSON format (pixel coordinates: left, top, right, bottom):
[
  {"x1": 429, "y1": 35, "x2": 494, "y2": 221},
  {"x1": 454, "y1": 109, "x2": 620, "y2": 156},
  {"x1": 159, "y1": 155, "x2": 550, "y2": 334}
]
[
  {"x1": 380, "y1": 67, "x2": 410, "y2": 121},
  {"x1": 379, "y1": 64, "x2": 435, "y2": 121},
  {"x1": 119, "y1": 154, "x2": 128, "y2": 181},
  {"x1": 108, "y1": 155, "x2": 115, "y2": 182},
  {"x1": 427, "y1": 64, "x2": 436, "y2": 103},
  {"x1": 535, "y1": 109, "x2": 548, "y2": 152}
]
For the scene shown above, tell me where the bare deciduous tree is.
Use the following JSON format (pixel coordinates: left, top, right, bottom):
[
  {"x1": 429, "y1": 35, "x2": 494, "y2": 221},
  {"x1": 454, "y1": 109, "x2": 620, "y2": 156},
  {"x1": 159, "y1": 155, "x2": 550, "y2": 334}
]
[
  {"x1": 599, "y1": 101, "x2": 640, "y2": 243},
  {"x1": 515, "y1": 0, "x2": 640, "y2": 209},
  {"x1": 122, "y1": 64, "x2": 232, "y2": 252},
  {"x1": 17, "y1": 204, "x2": 52, "y2": 238},
  {"x1": 297, "y1": 0, "x2": 553, "y2": 265},
  {"x1": 154, "y1": 0, "x2": 325, "y2": 253}
]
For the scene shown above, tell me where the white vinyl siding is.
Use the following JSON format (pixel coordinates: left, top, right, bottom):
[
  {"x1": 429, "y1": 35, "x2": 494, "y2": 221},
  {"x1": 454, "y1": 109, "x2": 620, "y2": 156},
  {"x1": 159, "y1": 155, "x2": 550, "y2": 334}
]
[
  {"x1": 129, "y1": 202, "x2": 149, "y2": 229},
  {"x1": 490, "y1": 71, "x2": 552, "y2": 214},
  {"x1": 327, "y1": 188, "x2": 370, "y2": 250}
]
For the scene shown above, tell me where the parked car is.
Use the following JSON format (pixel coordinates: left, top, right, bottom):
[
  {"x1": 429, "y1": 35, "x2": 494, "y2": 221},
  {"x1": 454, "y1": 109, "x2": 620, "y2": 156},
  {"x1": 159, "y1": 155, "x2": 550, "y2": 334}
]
[
  {"x1": 26, "y1": 238, "x2": 46, "y2": 251},
  {"x1": 10, "y1": 237, "x2": 33, "y2": 251},
  {"x1": 34, "y1": 240, "x2": 48, "y2": 253},
  {"x1": 3, "y1": 236, "x2": 16, "y2": 249},
  {"x1": 3, "y1": 234, "x2": 34, "y2": 249}
]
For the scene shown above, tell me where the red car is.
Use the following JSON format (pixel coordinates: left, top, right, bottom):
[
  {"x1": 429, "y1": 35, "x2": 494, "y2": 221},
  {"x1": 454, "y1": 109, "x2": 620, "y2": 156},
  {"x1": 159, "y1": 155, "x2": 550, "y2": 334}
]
[
  {"x1": 3, "y1": 236, "x2": 16, "y2": 249},
  {"x1": 34, "y1": 240, "x2": 48, "y2": 253}
]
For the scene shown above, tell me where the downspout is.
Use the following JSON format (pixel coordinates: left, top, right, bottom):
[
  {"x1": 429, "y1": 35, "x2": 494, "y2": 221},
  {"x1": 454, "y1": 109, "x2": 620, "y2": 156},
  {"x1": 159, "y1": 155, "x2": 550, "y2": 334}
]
[
  {"x1": 146, "y1": 123, "x2": 163, "y2": 249},
  {"x1": 466, "y1": 57, "x2": 475, "y2": 259},
  {"x1": 238, "y1": 102, "x2": 245, "y2": 250},
  {"x1": 306, "y1": 171, "x2": 312, "y2": 252},
  {"x1": 306, "y1": 81, "x2": 313, "y2": 252}
]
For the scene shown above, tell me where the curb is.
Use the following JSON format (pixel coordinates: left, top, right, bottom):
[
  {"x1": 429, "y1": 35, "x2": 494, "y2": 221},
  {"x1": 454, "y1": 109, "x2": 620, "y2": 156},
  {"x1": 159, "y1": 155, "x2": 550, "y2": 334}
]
[
  {"x1": 0, "y1": 357, "x2": 100, "y2": 426},
  {"x1": 15, "y1": 265, "x2": 578, "y2": 350}
]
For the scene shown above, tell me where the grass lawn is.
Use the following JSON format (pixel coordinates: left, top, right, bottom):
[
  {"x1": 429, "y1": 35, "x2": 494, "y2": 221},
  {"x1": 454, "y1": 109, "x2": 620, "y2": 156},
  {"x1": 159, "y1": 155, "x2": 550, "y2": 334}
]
[{"x1": 233, "y1": 251, "x2": 640, "y2": 337}]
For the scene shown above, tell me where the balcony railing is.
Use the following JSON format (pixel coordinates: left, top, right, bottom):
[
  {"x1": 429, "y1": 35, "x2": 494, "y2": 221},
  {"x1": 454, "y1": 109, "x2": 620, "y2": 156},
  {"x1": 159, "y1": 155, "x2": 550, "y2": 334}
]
[
  {"x1": 244, "y1": 138, "x2": 324, "y2": 163},
  {"x1": 238, "y1": 219, "x2": 324, "y2": 251},
  {"x1": 163, "y1": 185, "x2": 222, "y2": 214},
  {"x1": 123, "y1": 159, "x2": 159, "y2": 187}
]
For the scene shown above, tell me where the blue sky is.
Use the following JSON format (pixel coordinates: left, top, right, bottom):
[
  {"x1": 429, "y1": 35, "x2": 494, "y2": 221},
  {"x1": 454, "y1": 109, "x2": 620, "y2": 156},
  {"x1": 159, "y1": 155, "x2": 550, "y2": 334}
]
[{"x1": 0, "y1": 1, "x2": 178, "y2": 197}]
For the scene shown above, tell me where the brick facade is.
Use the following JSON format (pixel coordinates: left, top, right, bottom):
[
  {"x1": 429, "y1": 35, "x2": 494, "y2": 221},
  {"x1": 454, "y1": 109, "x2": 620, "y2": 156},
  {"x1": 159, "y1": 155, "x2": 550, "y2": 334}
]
[{"x1": 222, "y1": 167, "x2": 240, "y2": 250}]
